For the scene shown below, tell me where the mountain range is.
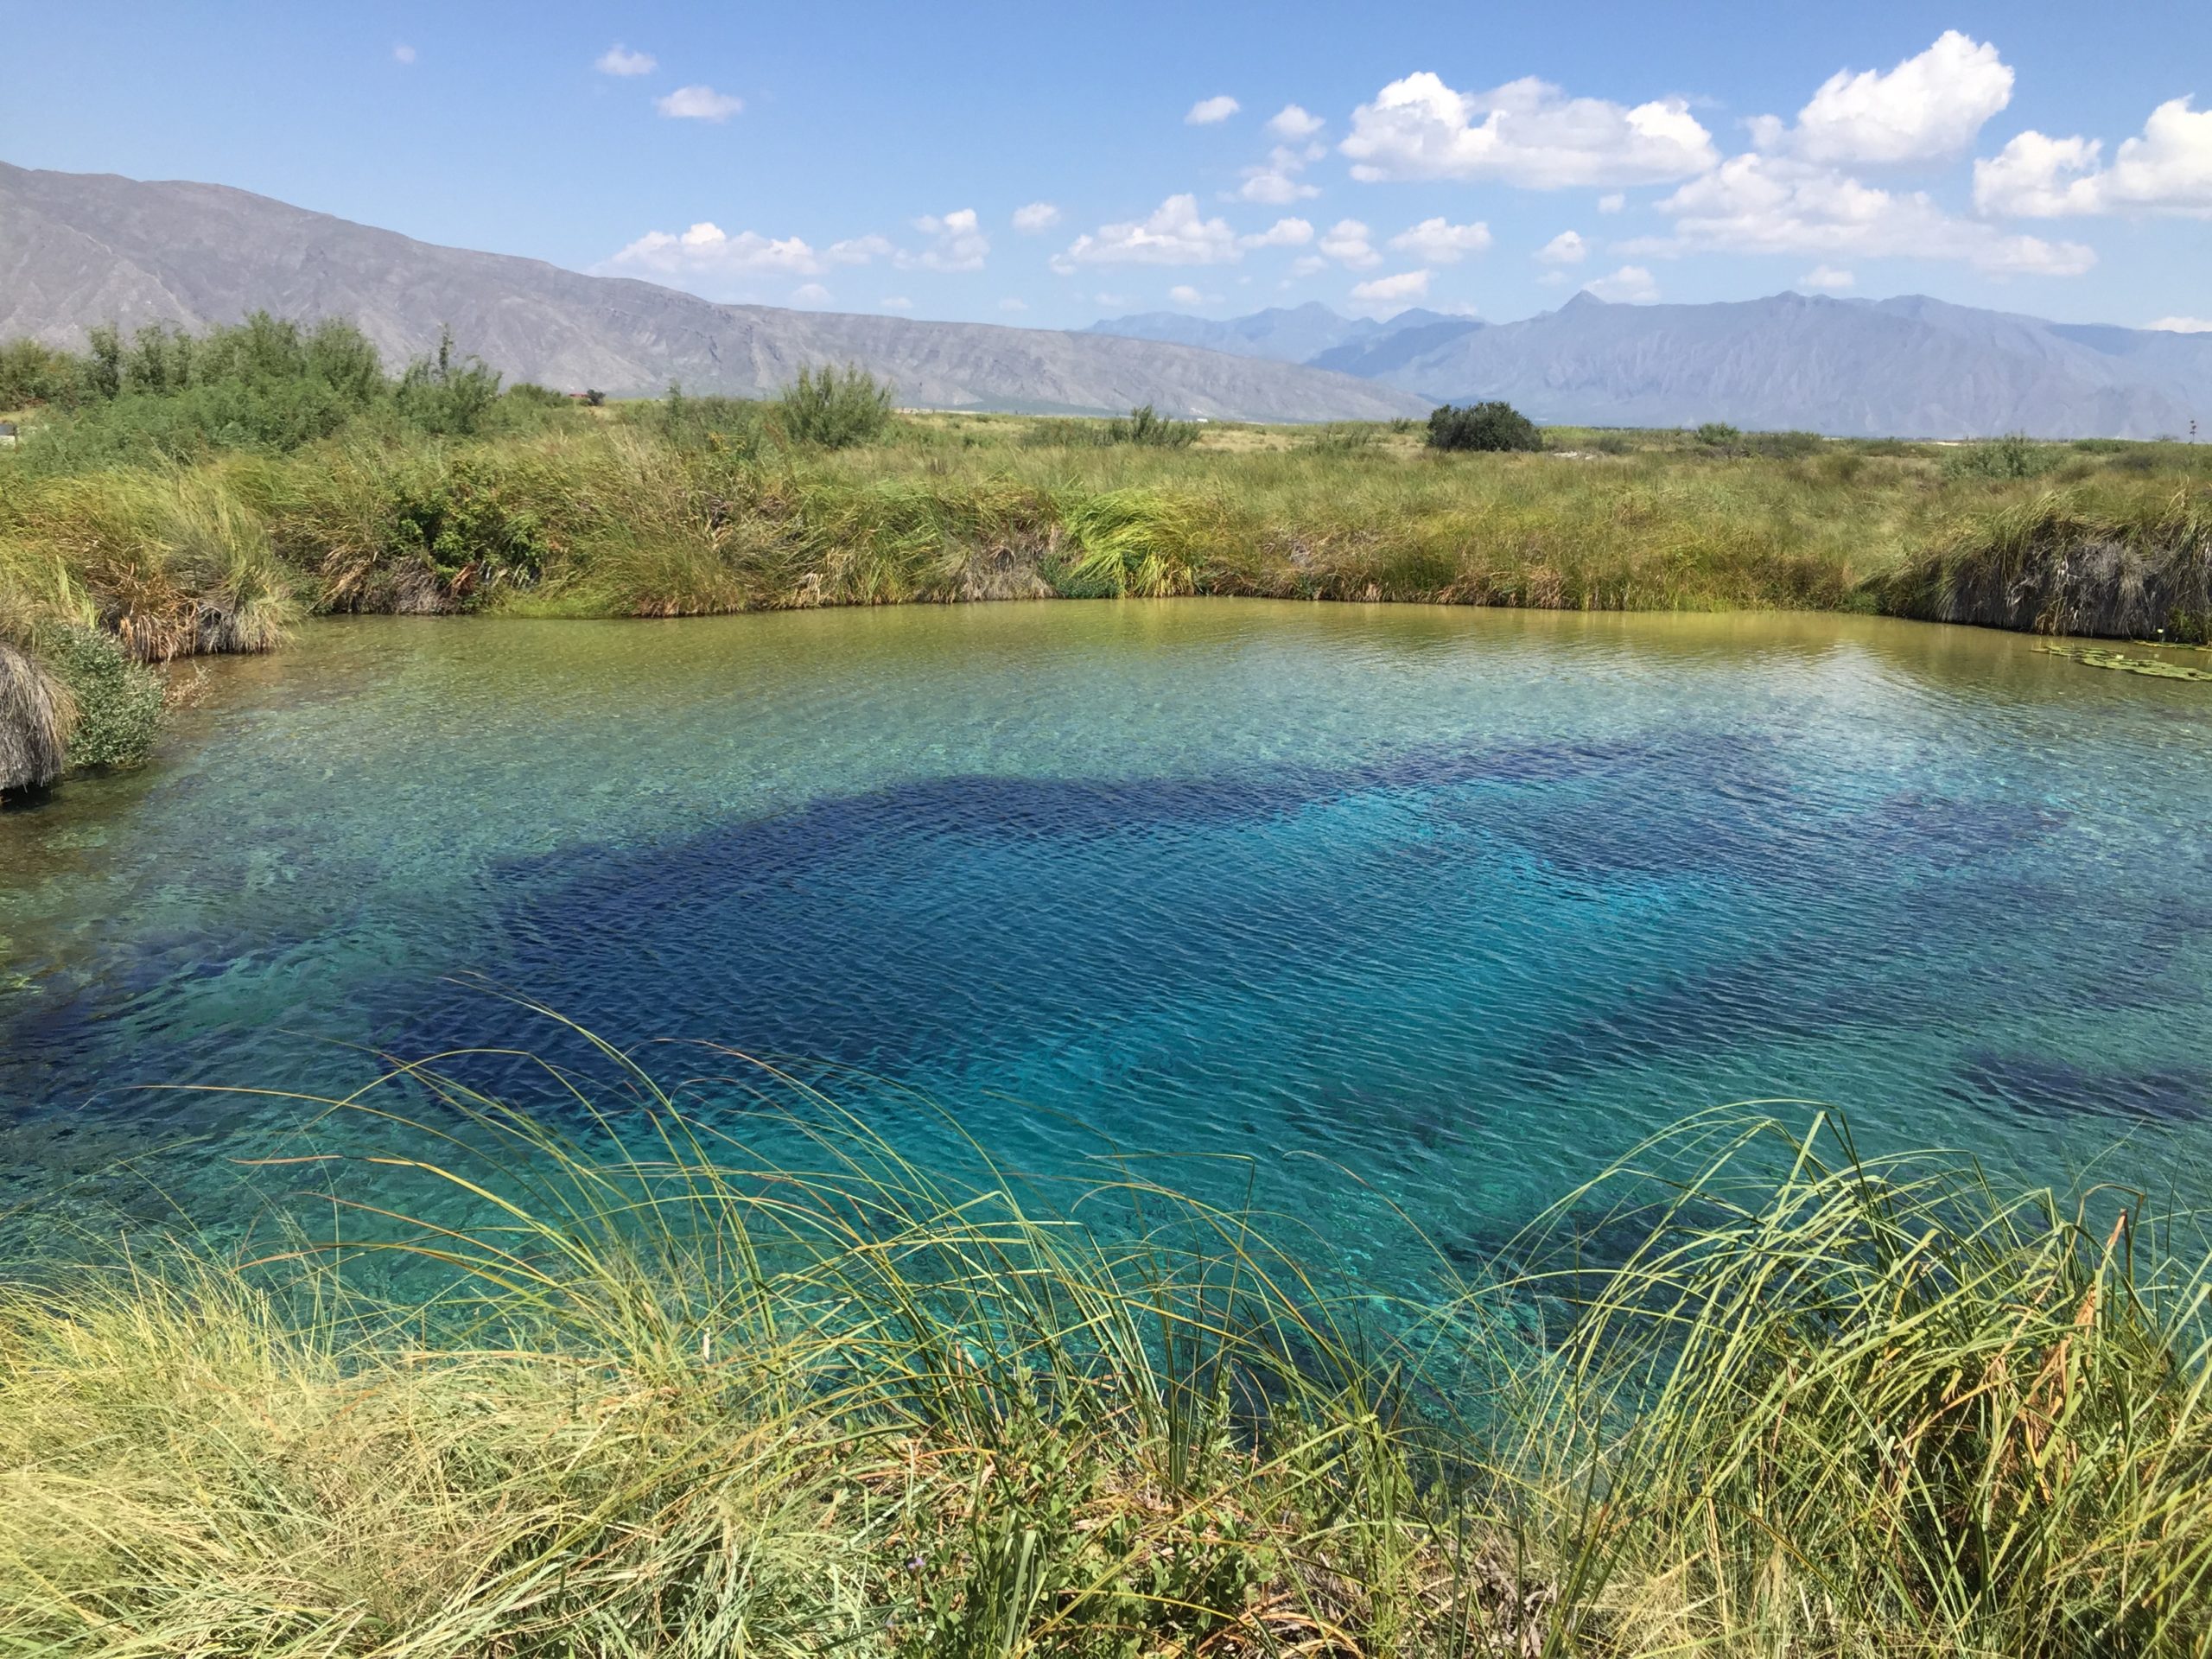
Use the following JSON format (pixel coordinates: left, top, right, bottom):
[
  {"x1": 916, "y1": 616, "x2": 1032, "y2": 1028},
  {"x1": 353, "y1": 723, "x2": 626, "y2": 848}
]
[
  {"x1": 1091, "y1": 295, "x2": 2212, "y2": 439},
  {"x1": 7, "y1": 159, "x2": 2207, "y2": 437},
  {"x1": 0, "y1": 162, "x2": 1425, "y2": 423}
]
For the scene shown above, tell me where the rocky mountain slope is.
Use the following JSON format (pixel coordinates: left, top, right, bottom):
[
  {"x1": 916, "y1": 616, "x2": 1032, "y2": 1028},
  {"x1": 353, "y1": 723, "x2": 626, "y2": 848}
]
[{"x1": 0, "y1": 162, "x2": 1426, "y2": 422}]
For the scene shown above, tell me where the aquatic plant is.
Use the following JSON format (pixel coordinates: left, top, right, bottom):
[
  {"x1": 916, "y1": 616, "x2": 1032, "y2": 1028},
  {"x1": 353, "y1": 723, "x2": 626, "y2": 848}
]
[{"x1": 0, "y1": 1049, "x2": 2206, "y2": 1656}]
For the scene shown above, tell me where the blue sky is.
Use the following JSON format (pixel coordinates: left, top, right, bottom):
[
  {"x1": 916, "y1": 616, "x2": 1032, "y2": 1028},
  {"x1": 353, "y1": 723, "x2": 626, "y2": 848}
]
[{"x1": 6, "y1": 2, "x2": 2209, "y2": 331}]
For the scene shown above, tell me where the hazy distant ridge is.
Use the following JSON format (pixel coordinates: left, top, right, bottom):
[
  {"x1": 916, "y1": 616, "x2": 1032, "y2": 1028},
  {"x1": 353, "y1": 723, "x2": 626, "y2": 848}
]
[{"x1": 1092, "y1": 292, "x2": 2212, "y2": 438}]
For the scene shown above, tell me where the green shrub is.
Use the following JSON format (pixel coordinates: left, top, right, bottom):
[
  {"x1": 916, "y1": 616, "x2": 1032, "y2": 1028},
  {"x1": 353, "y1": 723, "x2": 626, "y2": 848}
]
[
  {"x1": 10, "y1": 315, "x2": 392, "y2": 469},
  {"x1": 1104, "y1": 404, "x2": 1200, "y2": 448},
  {"x1": 383, "y1": 459, "x2": 550, "y2": 604},
  {"x1": 44, "y1": 626, "x2": 162, "y2": 772},
  {"x1": 1694, "y1": 421, "x2": 1743, "y2": 447},
  {"x1": 1427, "y1": 400, "x2": 1541, "y2": 453},
  {"x1": 1943, "y1": 433, "x2": 2062, "y2": 480},
  {"x1": 396, "y1": 328, "x2": 503, "y2": 438},
  {"x1": 0, "y1": 340, "x2": 84, "y2": 410},
  {"x1": 776, "y1": 365, "x2": 894, "y2": 448}
]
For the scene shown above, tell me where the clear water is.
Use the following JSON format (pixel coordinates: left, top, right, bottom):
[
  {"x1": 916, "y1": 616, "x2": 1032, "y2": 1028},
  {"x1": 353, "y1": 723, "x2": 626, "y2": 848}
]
[{"x1": 3, "y1": 602, "x2": 2209, "y2": 1277}]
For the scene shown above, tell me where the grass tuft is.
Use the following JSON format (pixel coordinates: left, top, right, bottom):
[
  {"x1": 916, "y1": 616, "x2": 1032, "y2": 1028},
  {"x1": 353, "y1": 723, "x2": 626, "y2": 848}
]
[{"x1": 0, "y1": 1038, "x2": 2207, "y2": 1656}]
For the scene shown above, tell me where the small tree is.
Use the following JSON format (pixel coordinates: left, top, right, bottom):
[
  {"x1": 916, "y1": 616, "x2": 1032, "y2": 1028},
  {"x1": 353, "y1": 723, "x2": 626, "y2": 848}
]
[
  {"x1": 777, "y1": 364, "x2": 894, "y2": 448},
  {"x1": 397, "y1": 327, "x2": 503, "y2": 437},
  {"x1": 1427, "y1": 401, "x2": 1541, "y2": 453}
]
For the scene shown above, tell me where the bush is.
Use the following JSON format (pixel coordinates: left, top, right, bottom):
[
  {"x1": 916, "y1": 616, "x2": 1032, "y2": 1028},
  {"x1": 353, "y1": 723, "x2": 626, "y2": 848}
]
[
  {"x1": 1943, "y1": 433, "x2": 2062, "y2": 481},
  {"x1": 396, "y1": 327, "x2": 504, "y2": 438},
  {"x1": 0, "y1": 340, "x2": 84, "y2": 410},
  {"x1": 776, "y1": 365, "x2": 894, "y2": 448},
  {"x1": 1427, "y1": 400, "x2": 1541, "y2": 453},
  {"x1": 1694, "y1": 421, "x2": 1743, "y2": 447},
  {"x1": 44, "y1": 626, "x2": 162, "y2": 772},
  {"x1": 382, "y1": 458, "x2": 550, "y2": 605},
  {"x1": 9, "y1": 315, "x2": 392, "y2": 469},
  {"x1": 1104, "y1": 404, "x2": 1199, "y2": 448}
]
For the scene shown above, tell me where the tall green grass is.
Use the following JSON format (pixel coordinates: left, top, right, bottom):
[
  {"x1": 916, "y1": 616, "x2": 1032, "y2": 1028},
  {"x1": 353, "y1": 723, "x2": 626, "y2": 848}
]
[
  {"x1": 2, "y1": 1033, "x2": 2206, "y2": 1656},
  {"x1": 4, "y1": 411, "x2": 2208, "y2": 792}
]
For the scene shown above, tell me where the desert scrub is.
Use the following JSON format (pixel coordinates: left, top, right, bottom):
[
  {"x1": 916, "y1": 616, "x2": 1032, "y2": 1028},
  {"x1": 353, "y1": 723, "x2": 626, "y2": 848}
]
[{"x1": 1, "y1": 1039, "x2": 2209, "y2": 1658}]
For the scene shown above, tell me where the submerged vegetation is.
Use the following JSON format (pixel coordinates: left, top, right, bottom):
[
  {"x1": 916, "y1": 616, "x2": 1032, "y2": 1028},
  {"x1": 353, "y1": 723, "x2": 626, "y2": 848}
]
[
  {"x1": 1, "y1": 1041, "x2": 2208, "y2": 1656},
  {"x1": 2, "y1": 312, "x2": 2208, "y2": 791}
]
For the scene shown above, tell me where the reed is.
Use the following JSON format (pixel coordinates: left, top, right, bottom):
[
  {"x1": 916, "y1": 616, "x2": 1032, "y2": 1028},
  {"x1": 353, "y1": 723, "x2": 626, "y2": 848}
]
[{"x1": 1, "y1": 1036, "x2": 2204, "y2": 1656}]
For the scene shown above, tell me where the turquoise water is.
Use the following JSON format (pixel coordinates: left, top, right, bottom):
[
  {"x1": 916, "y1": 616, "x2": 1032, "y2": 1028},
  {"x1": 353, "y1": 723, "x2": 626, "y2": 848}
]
[{"x1": 3, "y1": 602, "x2": 2209, "y2": 1274}]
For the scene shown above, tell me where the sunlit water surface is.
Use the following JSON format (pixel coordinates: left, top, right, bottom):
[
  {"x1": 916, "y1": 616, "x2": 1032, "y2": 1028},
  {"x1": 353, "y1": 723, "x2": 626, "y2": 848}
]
[{"x1": 3, "y1": 602, "x2": 2208, "y2": 1279}]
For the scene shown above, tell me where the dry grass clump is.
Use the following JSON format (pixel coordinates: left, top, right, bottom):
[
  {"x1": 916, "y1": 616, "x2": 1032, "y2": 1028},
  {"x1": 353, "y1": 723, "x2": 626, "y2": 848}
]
[
  {"x1": 1, "y1": 1033, "x2": 2207, "y2": 1657},
  {"x1": 0, "y1": 639, "x2": 74, "y2": 793}
]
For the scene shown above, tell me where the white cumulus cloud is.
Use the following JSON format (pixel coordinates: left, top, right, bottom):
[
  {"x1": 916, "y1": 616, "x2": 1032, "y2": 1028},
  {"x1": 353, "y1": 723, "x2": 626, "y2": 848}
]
[
  {"x1": 1535, "y1": 230, "x2": 1588, "y2": 265},
  {"x1": 1318, "y1": 219, "x2": 1380, "y2": 267},
  {"x1": 1799, "y1": 264, "x2": 1856, "y2": 289},
  {"x1": 1648, "y1": 152, "x2": 2096, "y2": 275},
  {"x1": 1976, "y1": 98, "x2": 2212, "y2": 218},
  {"x1": 611, "y1": 222, "x2": 823, "y2": 279},
  {"x1": 1186, "y1": 95, "x2": 1241, "y2": 125},
  {"x1": 392, "y1": 43, "x2": 416, "y2": 64},
  {"x1": 1053, "y1": 194, "x2": 1243, "y2": 269},
  {"x1": 827, "y1": 234, "x2": 894, "y2": 265},
  {"x1": 1348, "y1": 270, "x2": 1432, "y2": 315},
  {"x1": 1597, "y1": 193, "x2": 1626, "y2": 213},
  {"x1": 1583, "y1": 264, "x2": 1659, "y2": 303},
  {"x1": 1241, "y1": 216, "x2": 1315, "y2": 248},
  {"x1": 595, "y1": 43, "x2": 657, "y2": 77},
  {"x1": 604, "y1": 224, "x2": 898, "y2": 293},
  {"x1": 657, "y1": 85, "x2": 742, "y2": 121},
  {"x1": 1267, "y1": 104, "x2": 1325, "y2": 140},
  {"x1": 1238, "y1": 143, "x2": 1324, "y2": 203},
  {"x1": 901, "y1": 209, "x2": 989, "y2": 272},
  {"x1": 1342, "y1": 72, "x2": 1717, "y2": 188},
  {"x1": 791, "y1": 283, "x2": 833, "y2": 307},
  {"x1": 2149, "y1": 315, "x2": 2212, "y2": 332},
  {"x1": 1389, "y1": 217, "x2": 1492, "y2": 263},
  {"x1": 1011, "y1": 201, "x2": 1062, "y2": 233},
  {"x1": 1168, "y1": 284, "x2": 1208, "y2": 307},
  {"x1": 1748, "y1": 32, "x2": 2012, "y2": 166}
]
